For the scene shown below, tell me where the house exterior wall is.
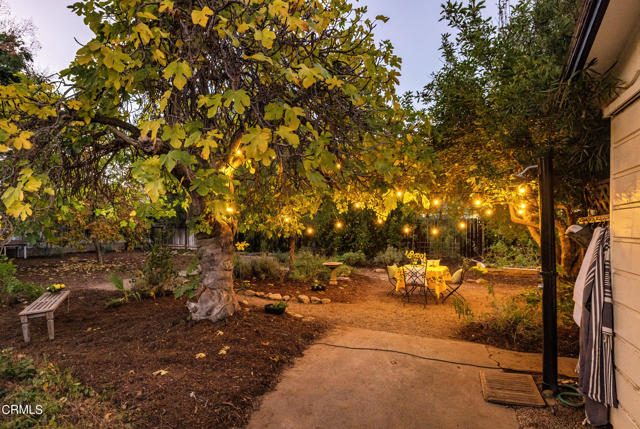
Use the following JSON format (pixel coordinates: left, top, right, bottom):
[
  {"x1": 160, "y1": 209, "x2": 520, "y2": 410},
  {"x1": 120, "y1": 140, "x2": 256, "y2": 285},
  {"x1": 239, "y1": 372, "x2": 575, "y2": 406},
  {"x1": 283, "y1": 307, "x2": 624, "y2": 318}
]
[{"x1": 607, "y1": 21, "x2": 640, "y2": 429}]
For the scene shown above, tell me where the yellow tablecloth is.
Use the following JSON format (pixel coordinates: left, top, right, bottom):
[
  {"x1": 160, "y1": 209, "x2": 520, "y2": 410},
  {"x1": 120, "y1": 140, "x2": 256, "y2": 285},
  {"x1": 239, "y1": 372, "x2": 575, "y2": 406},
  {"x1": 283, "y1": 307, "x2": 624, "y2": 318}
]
[{"x1": 394, "y1": 265, "x2": 452, "y2": 298}]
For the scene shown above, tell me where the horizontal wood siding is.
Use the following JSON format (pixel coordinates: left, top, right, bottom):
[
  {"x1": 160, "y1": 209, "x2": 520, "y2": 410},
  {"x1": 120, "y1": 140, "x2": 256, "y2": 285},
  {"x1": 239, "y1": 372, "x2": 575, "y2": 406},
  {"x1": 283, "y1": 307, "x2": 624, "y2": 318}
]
[{"x1": 611, "y1": 90, "x2": 640, "y2": 428}]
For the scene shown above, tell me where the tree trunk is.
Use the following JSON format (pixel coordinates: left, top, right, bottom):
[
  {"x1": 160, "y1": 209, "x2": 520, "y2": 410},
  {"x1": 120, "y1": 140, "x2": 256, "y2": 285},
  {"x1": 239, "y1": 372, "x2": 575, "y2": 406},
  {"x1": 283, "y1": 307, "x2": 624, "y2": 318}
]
[
  {"x1": 186, "y1": 221, "x2": 238, "y2": 322},
  {"x1": 288, "y1": 235, "x2": 296, "y2": 271},
  {"x1": 92, "y1": 238, "x2": 103, "y2": 265}
]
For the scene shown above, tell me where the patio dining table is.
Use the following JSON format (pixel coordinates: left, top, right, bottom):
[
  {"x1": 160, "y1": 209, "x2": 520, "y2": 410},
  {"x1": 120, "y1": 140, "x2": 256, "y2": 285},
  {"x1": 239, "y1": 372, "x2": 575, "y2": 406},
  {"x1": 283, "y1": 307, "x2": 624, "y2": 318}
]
[{"x1": 394, "y1": 264, "x2": 452, "y2": 299}]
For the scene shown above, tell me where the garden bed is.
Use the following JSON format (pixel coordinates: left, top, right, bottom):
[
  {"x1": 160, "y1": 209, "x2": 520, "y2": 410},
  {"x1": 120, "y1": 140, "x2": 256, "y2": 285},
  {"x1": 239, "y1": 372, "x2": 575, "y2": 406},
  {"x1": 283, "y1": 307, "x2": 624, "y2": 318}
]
[
  {"x1": 0, "y1": 290, "x2": 327, "y2": 428},
  {"x1": 236, "y1": 272, "x2": 372, "y2": 303}
]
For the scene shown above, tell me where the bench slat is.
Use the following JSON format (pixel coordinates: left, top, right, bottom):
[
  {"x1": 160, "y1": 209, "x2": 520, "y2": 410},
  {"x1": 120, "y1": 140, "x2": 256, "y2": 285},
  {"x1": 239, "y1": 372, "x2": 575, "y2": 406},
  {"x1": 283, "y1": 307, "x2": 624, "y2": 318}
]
[{"x1": 19, "y1": 291, "x2": 69, "y2": 316}]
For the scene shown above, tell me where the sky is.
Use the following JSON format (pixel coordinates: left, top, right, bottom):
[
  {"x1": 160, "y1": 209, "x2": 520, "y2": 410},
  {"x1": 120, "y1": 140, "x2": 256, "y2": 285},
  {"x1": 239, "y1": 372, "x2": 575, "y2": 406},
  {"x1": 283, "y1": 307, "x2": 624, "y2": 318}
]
[{"x1": 6, "y1": 0, "x2": 499, "y2": 96}]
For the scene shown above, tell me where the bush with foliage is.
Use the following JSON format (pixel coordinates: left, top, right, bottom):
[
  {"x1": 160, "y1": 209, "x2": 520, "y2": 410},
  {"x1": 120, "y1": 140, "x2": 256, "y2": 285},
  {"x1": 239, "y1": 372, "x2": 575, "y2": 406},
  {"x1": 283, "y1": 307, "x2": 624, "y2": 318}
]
[
  {"x1": 173, "y1": 259, "x2": 201, "y2": 299},
  {"x1": 484, "y1": 239, "x2": 539, "y2": 268},
  {"x1": 134, "y1": 244, "x2": 179, "y2": 296},
  {"x1": 0, "y1": 256, "x2": 42, "y2": 305},
  {"x1": 0, "y1": 348, "x2": 126, "y2": 427},
  {"x1": 372, "y1": 246, "x2": 408, "y2": 267},
  {"x1": 233, "y1": 256, "x2": 282, "y2": 280},
  {"x1": 289, "y1": 252, "x2": 330, "y2": 281},
  {"x1": 340, "y1": 251, "x2": 367, "y2": 267}
]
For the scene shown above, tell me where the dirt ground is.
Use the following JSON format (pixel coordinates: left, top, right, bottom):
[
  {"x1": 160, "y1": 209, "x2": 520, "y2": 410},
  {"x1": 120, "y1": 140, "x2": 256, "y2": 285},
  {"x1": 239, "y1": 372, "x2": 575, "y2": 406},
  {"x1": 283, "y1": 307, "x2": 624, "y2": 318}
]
[
  {"x1": 6, "y1": 251, "x2": 584, "y2": 428},
  {"x1": 13, "y1": 250, "x2": 194, "y2": 289},
  {"x1": 0, "y1": 290, "x2": 327, "y2": 428}
]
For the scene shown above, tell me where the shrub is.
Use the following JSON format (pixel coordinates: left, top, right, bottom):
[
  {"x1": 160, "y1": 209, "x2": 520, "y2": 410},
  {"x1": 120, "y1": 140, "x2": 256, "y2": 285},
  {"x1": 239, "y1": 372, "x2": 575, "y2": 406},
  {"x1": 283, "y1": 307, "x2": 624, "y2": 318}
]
[
  {"x1": 372, "y1": 246, "x2": 408, "y2": 267},
  {"x1": 0, "y1": 256, "x2": 43, "y2": 305},
  {"x1": 484, "y1": 295, "x2": 541, "y2": 346},
  {"x1": 134, "y1": 244, "x2": 179, "y2": 296},
  {"x1": 234, "y1": 256, "x2": 282, "y2": 280},
  {"x1": 174, "y1": 259, "x2": 201, "y2": 299},
  {"x1": 289, "y1": 252, "x2": 329, "y2": 281},
  {"x1": 340, "y1": 251, "x2": 367, "y2": 266},
  {"x1": 334, "y1": 264, "x2": 353, "y2": 277},
  {"x1": 484, "y1": 239, "x2": 539, "y2": 268}
]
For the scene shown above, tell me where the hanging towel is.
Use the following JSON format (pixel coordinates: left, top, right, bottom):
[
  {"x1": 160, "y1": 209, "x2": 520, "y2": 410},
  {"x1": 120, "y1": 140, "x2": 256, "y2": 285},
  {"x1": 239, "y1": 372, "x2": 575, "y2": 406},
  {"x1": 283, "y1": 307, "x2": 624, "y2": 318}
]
[
  {"x1": 573, "y1": 227, "x2": 602, "y2": 325},
  {"x1": 578, "y1": 227, "x2": 617, "y2": 425}
]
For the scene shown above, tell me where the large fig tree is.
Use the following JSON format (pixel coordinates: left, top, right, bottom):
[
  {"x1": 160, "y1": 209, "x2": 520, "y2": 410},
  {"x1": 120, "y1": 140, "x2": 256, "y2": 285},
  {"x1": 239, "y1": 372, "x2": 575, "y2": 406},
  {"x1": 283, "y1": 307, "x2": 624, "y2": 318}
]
[{"x1": 1, "y1": 0, "x2": 432, "y2": 321}]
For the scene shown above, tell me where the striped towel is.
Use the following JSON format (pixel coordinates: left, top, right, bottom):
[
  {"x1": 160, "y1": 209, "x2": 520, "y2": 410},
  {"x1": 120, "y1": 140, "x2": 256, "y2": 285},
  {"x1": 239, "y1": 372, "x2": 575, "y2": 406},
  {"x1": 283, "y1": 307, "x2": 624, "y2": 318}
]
[{"x1": 578, "y1": 226, "x2": 617, "y2": 408}]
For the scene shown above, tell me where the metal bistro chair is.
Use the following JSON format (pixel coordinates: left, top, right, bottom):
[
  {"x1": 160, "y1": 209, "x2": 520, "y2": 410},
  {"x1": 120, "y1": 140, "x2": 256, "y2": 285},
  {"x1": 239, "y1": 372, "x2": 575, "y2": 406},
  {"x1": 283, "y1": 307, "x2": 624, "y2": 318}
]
[
  {"x1": 404, "y1": 265, "x2": 431, "y2": 306},
  {"x1": 441, "y1": 268, "x2": 465, "y2": 303},
  {"x1": 386, "y1": 265, "x2": 398, "y2": 296}
]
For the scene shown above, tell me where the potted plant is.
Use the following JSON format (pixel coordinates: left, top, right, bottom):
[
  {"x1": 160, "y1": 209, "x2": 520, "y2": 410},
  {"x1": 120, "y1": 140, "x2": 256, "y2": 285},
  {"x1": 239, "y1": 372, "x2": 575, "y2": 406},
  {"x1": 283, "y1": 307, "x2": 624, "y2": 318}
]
[
  {"x1": 311, "y1": 279, "x2": 326, "y2": 291},
  {"x1": 265, "y1": 300, "x2": 288, "y2": 315}
]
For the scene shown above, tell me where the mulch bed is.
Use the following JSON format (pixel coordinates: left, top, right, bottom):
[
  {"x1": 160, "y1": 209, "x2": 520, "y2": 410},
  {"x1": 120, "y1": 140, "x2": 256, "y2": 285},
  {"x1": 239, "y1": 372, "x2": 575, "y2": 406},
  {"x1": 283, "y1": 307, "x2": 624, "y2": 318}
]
[
  {"x1": 458, "y1": 323, "x2": 579, "y2": 357},
  {"x1": 13, "y1": 251, "x2": 195, "y2": 289},
  {"x1": 0, "y1": 290, "x2": 327, "y2": 428},
  {"x1": 236, "y1": 272, "x2": 373, "y2": 303}
]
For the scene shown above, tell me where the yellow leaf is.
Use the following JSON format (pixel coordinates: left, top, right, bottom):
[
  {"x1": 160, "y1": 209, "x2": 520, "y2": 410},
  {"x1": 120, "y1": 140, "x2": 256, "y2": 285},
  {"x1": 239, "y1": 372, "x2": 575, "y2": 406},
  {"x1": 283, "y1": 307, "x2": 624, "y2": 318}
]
[
  {"x1": 218, "y1": 345, "x2": 230, "y2": 355},
  {"x1": 237, "y1": 22, "x2": 250, "y2": 33},
  {"x1": 216, "y1": 330, "x2": 224, "y2": 336},
  {"x1": 254, "y1": 28, "x2": 276, "y2": 49},
  {"x1": 195, "y1": 353, "x2": 206, "y2": 359},
  {"x1": 12, "y1": 131, "x2": 33, "y2": 150},
  {"x1": 159, "y1": 0, "x2": 173, "y2": 13},
  {"x1": 23, "y1": 176, "x2": 42, "y2": 193},
  {"x1": 152, "y1": 369, "x2": 169, "y2": 376},
  {"x1": 192, "y1": 6, "x2": 213, "y2": 27}
]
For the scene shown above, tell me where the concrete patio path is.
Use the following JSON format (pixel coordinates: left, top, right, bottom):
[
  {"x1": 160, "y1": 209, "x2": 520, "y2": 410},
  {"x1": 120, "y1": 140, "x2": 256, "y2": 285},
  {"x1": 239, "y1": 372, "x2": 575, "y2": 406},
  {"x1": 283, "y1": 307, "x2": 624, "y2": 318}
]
[{"x1": 248, "y1": 326, "x2": 520, "y2": 429}]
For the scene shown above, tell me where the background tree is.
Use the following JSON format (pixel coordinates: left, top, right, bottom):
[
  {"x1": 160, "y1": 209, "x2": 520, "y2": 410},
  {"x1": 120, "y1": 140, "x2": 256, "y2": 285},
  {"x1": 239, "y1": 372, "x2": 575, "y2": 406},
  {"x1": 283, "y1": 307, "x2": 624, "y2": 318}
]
[
  {"x1": 1, "y1": 0, "x2": 434, "y2": 321},
  {"x1": 421, "y1": 0, "x2": 616, "y2": 277}
]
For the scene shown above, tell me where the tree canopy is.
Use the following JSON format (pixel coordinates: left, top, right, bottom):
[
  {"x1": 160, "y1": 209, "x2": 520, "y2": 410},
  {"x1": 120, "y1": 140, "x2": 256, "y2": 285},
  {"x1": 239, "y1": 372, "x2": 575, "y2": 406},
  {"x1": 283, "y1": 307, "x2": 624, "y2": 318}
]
[{"x1": 1, "y1": 0, "x2": 435, "y2": 320}]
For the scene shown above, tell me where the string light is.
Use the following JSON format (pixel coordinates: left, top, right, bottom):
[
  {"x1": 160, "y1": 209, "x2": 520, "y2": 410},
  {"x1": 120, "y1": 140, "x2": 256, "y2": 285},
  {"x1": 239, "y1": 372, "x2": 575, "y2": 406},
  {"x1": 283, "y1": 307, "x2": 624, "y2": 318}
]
[
  {"x1": 433, "y1": 199, "x2": 440, "y2": 206},
  {"x1": 485, "y1": 209, "x2": 493, "y2": 216},
  {"x1": 520, "y1": 203, "x2": 527, "y2": 209},
  {"x1": 431, "y1": 227, "x2": 439, "y2": 236},
  {"x1": 284, "y1": 217, "x2": 290, "y2": 223},
  {"x1": 354, "y1": 202, "x2": 361, "y2": 209},
  {"x1": 335, "y1": 221, "x2": 343, "y2": 229},
  {"x1": 336, "y1": 162, "x2": 342, "y2": 169},
  {"x1": 226, "y1": 206, "x2": 234, "y2": 213},
  {"x1": 518, "y1": 186, "x2": 526, "y2": 195},
  {"x1": 306, "y1": 227, "x2": 314, "y2": 235},
  {"x1": 377, "y1": 218, "x2": 384, "y2": 225},
  {"x1": 474, "y1": 199, "x2": 482, "y2": 206},
  {"x1": 235, "y1": 149, "x2": 242, "y2": 156},
  {"x1": 459, "y1": 222, "x2": 466, "y2": 229},
  {"x1": 518, "y1": 209, "x2": 525, "y2": 215},
  {"x1": 396, "y1": 190, "x2": 403, "y2": 198},
  {"x1": 403, "y1": 225, "x2": 411, "y2": 234}
]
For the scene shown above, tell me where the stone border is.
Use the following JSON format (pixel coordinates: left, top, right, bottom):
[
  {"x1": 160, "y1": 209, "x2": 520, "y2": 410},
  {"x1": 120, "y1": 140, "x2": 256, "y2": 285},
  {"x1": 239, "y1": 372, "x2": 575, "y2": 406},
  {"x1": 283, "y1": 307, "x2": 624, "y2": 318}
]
[{"x1": 242, "y1": 290, "x2": 330, "y2": 304}]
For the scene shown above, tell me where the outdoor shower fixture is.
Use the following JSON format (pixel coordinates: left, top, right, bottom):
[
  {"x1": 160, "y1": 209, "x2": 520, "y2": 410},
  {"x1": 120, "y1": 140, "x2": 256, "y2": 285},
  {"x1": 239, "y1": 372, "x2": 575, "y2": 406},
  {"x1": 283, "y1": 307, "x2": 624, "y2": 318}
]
[{"x1": 512, "y1": 153, "x2": 558, "y2": 395}]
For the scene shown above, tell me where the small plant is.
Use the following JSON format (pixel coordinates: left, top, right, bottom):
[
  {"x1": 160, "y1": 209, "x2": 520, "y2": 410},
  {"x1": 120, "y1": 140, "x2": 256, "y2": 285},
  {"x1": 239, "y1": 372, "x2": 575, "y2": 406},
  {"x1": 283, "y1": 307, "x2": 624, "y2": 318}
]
[
  {"x1": 234, "y1": 256, "x2": 281, "y2": 280},
  {"x1": 0, "y1": 255, "x2": 43, "y2": 305},
  {"x1": 289, "y1": 252, "x2": 329, "y2": 281},
  {"x1": 469, "y1": 265, "x2": 488, "y2": 276},
  {"x1": 452, "y1": 296, "x2": 474, "y2": 321},
  {"x1": 265, "y1": 300, "x2": 287, "y2": 315},
  {"x1": 46, "y1": 283, "x2": 66, "y2": 293},
  {"x1": 174, "y1": 258, "x2": 201, "y2": 299},
  {"x1": 372, "y1": 246, "x2": 408, "y2": 267},
  {"x1": 311, "y1": 279, "x2": 326, "y2": 291},
  {"x1": 340, "y1": 251, "x2": 367, "y2": 266},
  {"x1": 106, "y1": 274, "x2": 141, "y2": 307},
  {"x1": 134, "y1": 244, "x2": 178, "y2": 297},
  {"x1": 235, "y1": 241, "x2": 250, "y2": 251}
]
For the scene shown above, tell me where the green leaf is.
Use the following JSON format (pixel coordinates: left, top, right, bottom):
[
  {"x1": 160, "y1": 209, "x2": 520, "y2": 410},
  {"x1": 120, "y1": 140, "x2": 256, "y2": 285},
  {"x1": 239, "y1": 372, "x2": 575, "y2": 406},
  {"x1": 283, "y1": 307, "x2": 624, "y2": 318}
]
[
  {"x1": 161, "y1": 124, "x2": 186, "y2": 149},
  {"x1": 264, "y1": 102, "x2": 284, "y2": 121},
  {"x1": 276, "y1": 126, "x2": 299, "y2": 148},
  {"x1": 163, "y1": 60, "x2": 192, "y2": 90},
  {"x1": 241, "y1": 127, "x2": 271, "y2": 158},
  {"x1": 223, "y1": 90, "x2": 250, "y2": 114},
  {"x1": 254, "y1": 28, "x2": 276, "y2": 49}
]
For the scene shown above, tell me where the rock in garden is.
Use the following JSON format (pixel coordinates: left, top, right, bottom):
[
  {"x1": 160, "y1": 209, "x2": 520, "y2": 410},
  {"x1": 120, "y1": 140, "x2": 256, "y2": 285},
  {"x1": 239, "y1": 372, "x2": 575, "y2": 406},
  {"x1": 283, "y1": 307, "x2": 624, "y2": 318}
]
[
  {"x1": 337, "y1": 276, "x2": 351, "y2": 281},
  {"x1": 178, "y1": 270, "x2": 188, "y2": 277},
  {"x1": 297, "y1": 295, "x2": 310, "y2": 304},
  {"x1": 267, "y1": 293, "x2": 282, "y2": 300},
  {"x1": 244, "y1": 290, "x2": 256, "y2": 296},
  {"x1": 310, "y1": 296, "x2": 321, "y2": 304},
  {"x1": 282, "y1": 295, "x2": 290, "y2": 301},
  {"x1": 321, "y1": 298, "x2": 331, "y2": 304},
  {"x1": 374, "y1": 268, "x2": 385, "y2": 273},
  {"x1": 255, "y1": 291, "x2": 266, "y2": 297},
  {"x1": 292, "y1": 313, "x2": 303, "y2": 318},
  {"x1": 240, "y1": 300, "x2": 249, "y2": 306}
]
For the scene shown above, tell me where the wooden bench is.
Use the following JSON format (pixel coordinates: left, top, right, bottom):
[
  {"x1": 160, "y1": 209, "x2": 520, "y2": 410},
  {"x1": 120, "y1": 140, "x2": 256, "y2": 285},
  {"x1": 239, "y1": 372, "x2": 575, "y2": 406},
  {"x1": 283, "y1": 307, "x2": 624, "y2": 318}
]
[{"x1": 19, "y1": 290, "x2": 70, "y2": 343}]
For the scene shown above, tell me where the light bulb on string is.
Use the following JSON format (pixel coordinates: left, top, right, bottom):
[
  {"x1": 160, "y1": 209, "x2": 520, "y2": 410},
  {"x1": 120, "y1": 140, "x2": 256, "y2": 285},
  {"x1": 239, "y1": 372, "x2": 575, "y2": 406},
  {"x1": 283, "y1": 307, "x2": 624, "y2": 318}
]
[
  {"x1": 518, "y1": 186, "x2": 526, "y2": 195},
  {"x1": 485, "y1": 209, "x2": 493, "y2": 216},
  {"x1": 336, "y1": 162, "x2": 342, "y2": 170},
  {"x1": 377, "y1": 218, "x2": 384, "y2": 225},
  {"x1": 474, "y1": 199, "x2": 482, "y2": 207},
  {"x1": 403, "y1": 225, "x2": 411, "y2": 234},
  {"x1": 354, "y1": 202, "x2": 361, "y2": 209},
  {"x1": 431, "y1": 227, "x2": 439, "y2": 236},
  {"x1": 306, "y1": 226, "x2": 314, "y2": 235},
  {"x1": 459, "y1": 222, "x2": 466, "y2": 229},
  {"x1": 433, "y1": 199, "x2": 440, "y2": 206},
  {"x1": 335, "y1": 221, "x2": 343, "y2": 229},
  {"x1": 520, "y1": 203, "x2": 527, "y2": 209}
]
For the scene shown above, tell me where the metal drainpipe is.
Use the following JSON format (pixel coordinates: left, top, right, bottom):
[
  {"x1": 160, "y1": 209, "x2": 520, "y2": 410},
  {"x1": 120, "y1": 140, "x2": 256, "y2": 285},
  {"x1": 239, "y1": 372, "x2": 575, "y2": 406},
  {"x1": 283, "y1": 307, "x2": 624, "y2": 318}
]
[{"x1": 539, "y1": 151, "x2": 558, "y2": 394}]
